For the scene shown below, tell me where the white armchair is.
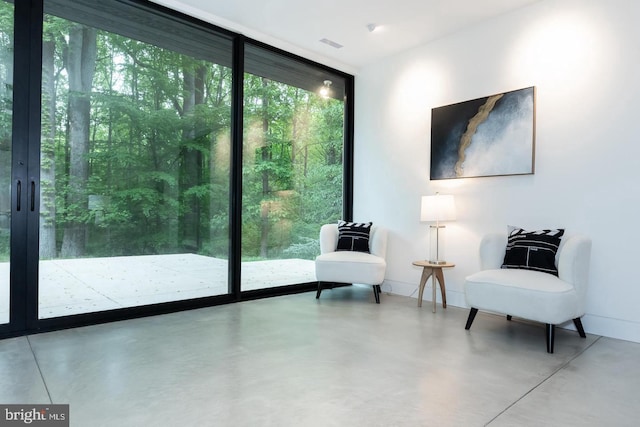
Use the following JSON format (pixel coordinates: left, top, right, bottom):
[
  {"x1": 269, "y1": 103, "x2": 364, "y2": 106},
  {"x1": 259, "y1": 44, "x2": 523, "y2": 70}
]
[
  {"x1": 464, "y1": 232, "x2": 592, "y2": 353},
  {"x1": 314, "y1": 223, "x2": 388, "y2": 303}
]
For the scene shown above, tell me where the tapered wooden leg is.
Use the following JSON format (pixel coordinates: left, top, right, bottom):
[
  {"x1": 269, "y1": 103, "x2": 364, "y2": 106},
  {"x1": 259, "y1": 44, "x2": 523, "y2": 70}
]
[
  {"x1": 373, "y1": 285, "x2": 381, "y2": 304},
  {"x1": 546, "y1": 324, "x2": 555, "y2": 353},
  {"x1": 573, "y1": 318, "x2": 586, "y2": 338},
  {"x1": 433, "y1": 267, "x2": 447, "y2": 309},
  {"x1": 465, "y1": 308, "x2": 478, "y2": 330},
  {"x1": 417, "y1": 267, "x2": 433, "y2": 308}
]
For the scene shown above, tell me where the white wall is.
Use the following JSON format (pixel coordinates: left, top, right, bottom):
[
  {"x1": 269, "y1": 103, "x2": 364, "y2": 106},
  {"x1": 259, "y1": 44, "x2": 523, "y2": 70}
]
[{"x1": 354, "y1": 0, "x2": 640, "y2": 343}]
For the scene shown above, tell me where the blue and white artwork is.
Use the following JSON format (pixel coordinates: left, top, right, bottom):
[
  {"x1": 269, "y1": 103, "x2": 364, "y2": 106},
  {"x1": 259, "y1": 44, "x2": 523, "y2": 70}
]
[{"x1": 430, "y1": 87, "x2": 535, "y2": 180}]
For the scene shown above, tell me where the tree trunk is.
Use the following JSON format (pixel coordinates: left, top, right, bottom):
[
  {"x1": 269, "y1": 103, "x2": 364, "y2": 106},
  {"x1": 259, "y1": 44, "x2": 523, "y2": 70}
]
[
  {"x1": 39, "y1": 37, "x2": 57, "y2": 259},
  {"x1": 0, "y1": 15, "x2": 12, "y2": 230},
  {"x1": 178, "y1": 60, "x2": 203, "y2": 252},
  {"x1": 209, "y1": 66, "x2": 227, "y2": 248},
  {"x1": 195, "y1": 64, "x2": 207, "y2": 248},
  {"x1": 259, "y1": 78, "x2": 270, "y2": 258},
  {"x1": 61, "y1": 24, "x2": 96, "y2": 257}
]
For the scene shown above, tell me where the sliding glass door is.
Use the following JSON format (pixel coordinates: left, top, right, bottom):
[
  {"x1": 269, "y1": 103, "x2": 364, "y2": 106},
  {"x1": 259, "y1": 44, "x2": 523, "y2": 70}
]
[
  {"x1": 241, "y1": 44, "x2": 347, "y2": 292},
  {"x1": 0, "y1": 0, "x2": 352, "y2": 337},
  {"x1": 37, "y1": 1, "x2": 233, "y2": 318}
]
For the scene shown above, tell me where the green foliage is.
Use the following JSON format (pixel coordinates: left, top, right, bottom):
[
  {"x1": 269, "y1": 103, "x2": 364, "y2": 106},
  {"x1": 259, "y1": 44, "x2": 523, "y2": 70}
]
[
  {"x1": 18, "y1": 13, "x2": 345, "y2": 262},
  {"x1": 282, "y1": 236, "x2": 320, "y2": 260},
  {"x1": 0, "y1": 228, "x2": 8, "y2": 262},
  {"x1": 240, "y1": 75, "x2": 345, "y2": 259}
]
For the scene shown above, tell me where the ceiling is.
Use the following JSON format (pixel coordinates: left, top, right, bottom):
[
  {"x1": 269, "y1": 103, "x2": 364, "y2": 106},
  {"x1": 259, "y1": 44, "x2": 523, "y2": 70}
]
[{"x1": 152, "y1": 0, "x2": 542, "y2": 73}]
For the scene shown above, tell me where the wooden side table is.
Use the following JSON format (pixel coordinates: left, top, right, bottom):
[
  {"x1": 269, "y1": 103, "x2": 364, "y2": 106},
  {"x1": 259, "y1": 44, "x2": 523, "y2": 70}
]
[{"x1": 412, "y1": 261, "x2": 455, "y2": 313}]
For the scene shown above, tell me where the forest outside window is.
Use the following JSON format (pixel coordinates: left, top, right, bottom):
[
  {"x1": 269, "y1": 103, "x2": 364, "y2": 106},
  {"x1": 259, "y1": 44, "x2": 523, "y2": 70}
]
[
  {"x1": 0, "y1": 0, "x2": 12, "y2": 325},
  {"x1": 37, "y1": 0, "x2": 234, "y2": 318},
  {"x1": 0, "y1": 0, "x2": 351, "y2": 332},
  {"x1": 240, "y1": 43, "x2": 346, "y2": 292}
]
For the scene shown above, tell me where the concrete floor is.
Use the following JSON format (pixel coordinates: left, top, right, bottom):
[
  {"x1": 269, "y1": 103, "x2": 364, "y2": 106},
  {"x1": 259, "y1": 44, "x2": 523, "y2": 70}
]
[{"x1": 1, "y1": 286, "x2": 639, "y2": 427}]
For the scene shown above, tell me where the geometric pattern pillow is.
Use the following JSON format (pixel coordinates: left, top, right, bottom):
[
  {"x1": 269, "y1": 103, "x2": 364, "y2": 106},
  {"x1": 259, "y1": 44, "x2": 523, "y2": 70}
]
[
  {"x1": 501, "y1": 226, "x2": 565, "y2": 276},
  {"x1": 336, "y1": 220, "x2": 372, "y2": 253}
]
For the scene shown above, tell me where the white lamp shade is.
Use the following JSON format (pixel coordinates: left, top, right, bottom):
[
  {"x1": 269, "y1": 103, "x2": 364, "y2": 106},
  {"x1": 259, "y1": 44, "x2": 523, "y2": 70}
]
[{"x1": 421, "y1": 194, "x2": 456, "y2": 222}]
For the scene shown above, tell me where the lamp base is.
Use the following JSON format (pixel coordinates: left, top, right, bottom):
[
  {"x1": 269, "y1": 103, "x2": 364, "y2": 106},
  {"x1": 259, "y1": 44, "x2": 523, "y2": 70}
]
[{"x1": 429, "y1": 225, "x2": 447, "y2": 266}]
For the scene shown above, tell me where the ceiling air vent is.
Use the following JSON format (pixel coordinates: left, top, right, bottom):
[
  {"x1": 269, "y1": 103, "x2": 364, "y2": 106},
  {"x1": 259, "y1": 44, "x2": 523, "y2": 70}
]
[{"x1": 319, "y1": 38, "x2": 343, "y2": 49}]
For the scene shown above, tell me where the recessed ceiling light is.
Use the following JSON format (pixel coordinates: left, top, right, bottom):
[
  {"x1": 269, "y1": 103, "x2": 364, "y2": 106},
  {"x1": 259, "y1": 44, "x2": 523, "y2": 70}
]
[{"x1": 319, "y1": 38, "x2": 343, "y2": 49}]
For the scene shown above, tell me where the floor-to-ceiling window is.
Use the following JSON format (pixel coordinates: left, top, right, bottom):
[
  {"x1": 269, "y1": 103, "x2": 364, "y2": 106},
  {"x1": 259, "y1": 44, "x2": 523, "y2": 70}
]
[
  {"x1": 0, "y1": 0, "x2": 352, "y2": 338},
  {"x1": 0, "y1": 0, "x2": 12, "y2": 325},
  {"x1": 241, "y1": 44, "x2": 348, "y2": 292},
  {"x1": 38, "y1": 0, "x2": 233, "y2": 318}
]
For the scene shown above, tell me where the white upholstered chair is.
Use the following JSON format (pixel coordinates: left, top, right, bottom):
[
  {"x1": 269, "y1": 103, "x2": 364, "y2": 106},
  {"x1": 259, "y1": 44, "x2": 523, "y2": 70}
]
[
  {"x1": 464, "y1": 232, "x2": 592, "y2": 353},
  {"x1": 315, "y1": 223, "x2": 388, "y2": 303}
]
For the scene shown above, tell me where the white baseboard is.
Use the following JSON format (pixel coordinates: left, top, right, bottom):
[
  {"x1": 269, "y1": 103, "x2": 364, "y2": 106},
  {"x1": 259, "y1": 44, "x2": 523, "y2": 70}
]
[
  {"x1": 380, "y1": 279, "x2": 466, "y2": 308},
  {"x1": 381, "y1": 279, "x2": 640, "y2": 344},
  {"x1": 580, "y1": 314, "x2": 640, "y2": 343}
]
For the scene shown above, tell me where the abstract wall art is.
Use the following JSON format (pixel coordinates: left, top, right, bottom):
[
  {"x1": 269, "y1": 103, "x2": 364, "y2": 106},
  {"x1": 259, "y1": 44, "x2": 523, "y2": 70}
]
[{"x1": 430, "y1": 86, "x2": 535, "y2": 180}]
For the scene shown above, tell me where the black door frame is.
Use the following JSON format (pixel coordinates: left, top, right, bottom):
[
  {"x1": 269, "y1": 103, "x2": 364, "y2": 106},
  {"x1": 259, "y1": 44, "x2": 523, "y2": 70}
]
[
  {"x1": 0, "y1": 0, "x2": 354, "y2": 339},
  {"x1": 1, "y1": 0, "x2": 43, "y2": 337}
]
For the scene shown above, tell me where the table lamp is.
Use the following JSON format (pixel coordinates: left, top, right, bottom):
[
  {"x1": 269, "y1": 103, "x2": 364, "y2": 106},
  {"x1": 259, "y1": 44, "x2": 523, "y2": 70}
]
[{"x1": 420, "y1": 193, "x2": 456, "y2": 264}]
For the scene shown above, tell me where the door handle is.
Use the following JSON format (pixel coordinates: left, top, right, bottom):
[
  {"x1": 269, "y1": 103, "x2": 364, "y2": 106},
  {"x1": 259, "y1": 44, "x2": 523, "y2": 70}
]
[
  {"x1": 16, "y1": 180, "x2": 21, "y2": 211},
  {"x1": 30, "y1": 181, "x2": 35, "y2": 211}
]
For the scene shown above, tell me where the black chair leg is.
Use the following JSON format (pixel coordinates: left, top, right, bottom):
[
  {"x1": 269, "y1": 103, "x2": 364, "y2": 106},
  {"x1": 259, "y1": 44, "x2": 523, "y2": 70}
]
[
  {"x1": 573, "y1": 318, "x2": 586, "y2": 338},
  {"x1": 315, "y1": 282, "x2": 323, "y2": 299},
  {"x1": 465, "y1": 308, "x2": 478, "y2": 330},
  {"x1": 546, "y1": 324, "x2": 555, "y2": 353},
  {"x1": 506, "y1": 315, "x2": 512, "y2": 321},
  {"x1": 373, "y1": 285, "x2": 381, "y2": 304}
]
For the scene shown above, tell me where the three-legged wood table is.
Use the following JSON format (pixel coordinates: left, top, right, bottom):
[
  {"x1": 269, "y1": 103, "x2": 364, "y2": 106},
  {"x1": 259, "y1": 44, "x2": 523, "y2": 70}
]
[{"x1": 412, "y1": 261, "x2": 455, "y2": 313}]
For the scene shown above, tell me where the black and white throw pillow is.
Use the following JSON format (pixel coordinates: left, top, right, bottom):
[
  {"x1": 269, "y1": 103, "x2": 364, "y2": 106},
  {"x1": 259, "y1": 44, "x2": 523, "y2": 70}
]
[
  {"x1": 336, "y1": 220, "x2": 372, "y2": 253},
  {"x1": 501, "y1": 226, "x2": 564, "y2": 275}
]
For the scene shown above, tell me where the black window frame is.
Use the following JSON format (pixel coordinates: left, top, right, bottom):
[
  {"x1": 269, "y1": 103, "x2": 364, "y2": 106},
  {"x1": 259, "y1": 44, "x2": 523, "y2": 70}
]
[{"x1": 0, "y1": 0, "x2": 353, "y2": 339}]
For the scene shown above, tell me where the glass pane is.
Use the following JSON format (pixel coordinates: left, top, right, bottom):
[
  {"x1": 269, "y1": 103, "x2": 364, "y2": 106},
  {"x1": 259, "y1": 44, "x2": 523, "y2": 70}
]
[
  {"x1": 39, "y1": 3, "x2": 232, "y2": 318},
  {"x1": 0, "y1": 1, "x2": 12, "y2": 324},
  {"x1": 241, "y1": 45, "x2": 345, "y2": 291}
]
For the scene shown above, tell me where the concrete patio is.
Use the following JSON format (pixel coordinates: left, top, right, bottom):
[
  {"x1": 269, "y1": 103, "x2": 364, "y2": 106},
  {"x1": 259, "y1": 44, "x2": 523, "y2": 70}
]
[{"x1": 0, "y1": 255, "x2": 316, "y2": 321}]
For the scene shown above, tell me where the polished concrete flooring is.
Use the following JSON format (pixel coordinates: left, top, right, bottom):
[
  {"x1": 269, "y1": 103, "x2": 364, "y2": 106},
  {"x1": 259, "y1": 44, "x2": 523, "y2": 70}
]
[{"x1": 1, "y1": 285, "x2": 639, "y2": 426}]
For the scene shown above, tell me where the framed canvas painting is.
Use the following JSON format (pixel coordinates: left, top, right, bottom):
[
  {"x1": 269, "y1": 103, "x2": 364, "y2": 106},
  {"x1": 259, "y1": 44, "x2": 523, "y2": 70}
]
[{"x1": 430, "y1": 86, "x2": 535, "y2": 180}]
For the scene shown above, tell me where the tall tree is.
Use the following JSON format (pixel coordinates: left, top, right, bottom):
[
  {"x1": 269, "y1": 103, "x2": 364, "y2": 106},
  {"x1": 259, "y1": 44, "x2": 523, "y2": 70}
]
[
  {"x1": 259, "y1": 77, "x2": 270, "y2": 258},
  {"x1": 0, "y1": 3, "x2": 14, "y2": 245},
  {"x1": 60, "y1": 23, "x2": 96, "y2": 257},
  {"x1": 178, "y1": 59, "x2": 206, "y2": 251},
  {"x1": 39, "y1": 27, "x2": 57, "y2": 258}
]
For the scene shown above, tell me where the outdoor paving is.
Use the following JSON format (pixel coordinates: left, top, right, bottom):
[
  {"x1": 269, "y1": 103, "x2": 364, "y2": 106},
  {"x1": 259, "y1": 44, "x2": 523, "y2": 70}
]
[{"x1": 0, "y1": 255, "x2": 316, "y2": 321}]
